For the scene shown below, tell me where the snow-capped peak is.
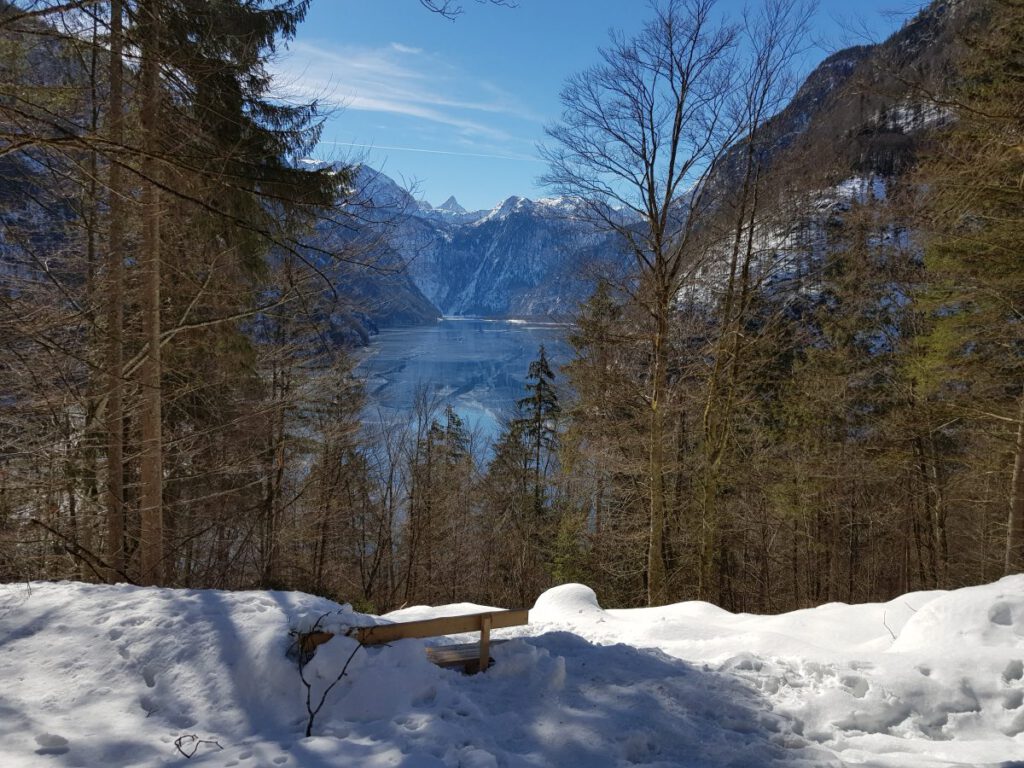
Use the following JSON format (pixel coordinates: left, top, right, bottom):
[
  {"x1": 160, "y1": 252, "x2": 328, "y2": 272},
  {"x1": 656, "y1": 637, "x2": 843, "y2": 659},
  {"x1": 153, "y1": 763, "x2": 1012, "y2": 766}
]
[
  {"x1": 435, "y1": 195, "x2": 467, "y2": 214},
  {"x1": 536, "y1": 195, "x2": 570, "y2": 208},
  {"x1": 478, "y1": 195, "x2": 534, "y2": 224}
]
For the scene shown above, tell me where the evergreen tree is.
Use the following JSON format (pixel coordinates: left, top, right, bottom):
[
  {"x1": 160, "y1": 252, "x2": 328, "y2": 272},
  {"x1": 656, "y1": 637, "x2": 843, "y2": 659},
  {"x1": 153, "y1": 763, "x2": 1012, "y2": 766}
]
[
  {"x1": 912, "y1": 0, "x2": 1024, "y2": 574},
  {"x1": 401, "y1": 399, "x2": 476, "y2": 604},
  {"x1": 515, "y1": 345, "x2": 560, "y2": 518},
  {"x1": 559, "y1": 282, "x2": 651, "y2": 604},
  {"x1": 128, "y1": 0, "x2": 340, "y2": 584},
  {"x1": 482, "y1": 418, "x2": 536, "y2": 605}
]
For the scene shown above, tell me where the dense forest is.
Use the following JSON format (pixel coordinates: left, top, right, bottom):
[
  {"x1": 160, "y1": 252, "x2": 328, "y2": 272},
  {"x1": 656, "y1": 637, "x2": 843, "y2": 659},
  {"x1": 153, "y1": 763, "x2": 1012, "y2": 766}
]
[{"x1": 1, "y1": 0, "x2": 1022, "y2": 614}]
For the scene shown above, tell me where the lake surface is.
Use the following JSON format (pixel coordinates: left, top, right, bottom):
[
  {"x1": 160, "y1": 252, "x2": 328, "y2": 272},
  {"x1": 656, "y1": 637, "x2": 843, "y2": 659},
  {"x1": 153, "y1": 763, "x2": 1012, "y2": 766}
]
[{"x1": 356, "y1": 317, "x2": 571, "y2": 442}]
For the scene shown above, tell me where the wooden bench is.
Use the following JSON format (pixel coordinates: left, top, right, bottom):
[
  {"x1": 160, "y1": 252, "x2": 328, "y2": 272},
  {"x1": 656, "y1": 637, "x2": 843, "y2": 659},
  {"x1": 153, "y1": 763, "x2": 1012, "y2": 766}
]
[{"x1": 300, "y1": 608, "x2": 529, "y2": 674}]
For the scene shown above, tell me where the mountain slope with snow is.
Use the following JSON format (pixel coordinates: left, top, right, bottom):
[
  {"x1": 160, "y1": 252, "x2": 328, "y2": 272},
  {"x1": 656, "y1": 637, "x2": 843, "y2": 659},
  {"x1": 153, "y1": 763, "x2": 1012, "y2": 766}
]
[
  {"x1": 1, "y1": 576, "x2": 1022, "y2": 767},
  {"x1": 335, "y1": 164, "x2": 625, "y2": 320},
  {"x1": 403, "y1": 195, "x2": 614, "y2": 318}
]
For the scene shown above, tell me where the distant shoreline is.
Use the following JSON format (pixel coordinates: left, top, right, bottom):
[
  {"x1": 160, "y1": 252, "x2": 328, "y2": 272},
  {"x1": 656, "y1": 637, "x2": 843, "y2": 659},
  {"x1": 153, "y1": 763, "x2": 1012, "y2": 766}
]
[{"x1": 439, "y1": 315, "x2": 574, "y2": 328}]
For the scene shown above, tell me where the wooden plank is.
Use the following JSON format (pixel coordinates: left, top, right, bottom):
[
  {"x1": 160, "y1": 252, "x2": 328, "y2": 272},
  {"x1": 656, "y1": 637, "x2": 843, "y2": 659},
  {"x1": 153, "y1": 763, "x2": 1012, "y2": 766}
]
[
  {"x1": 353, "y1": 608, "x2": 528, "y2": 646},
  {"x1": 424, "y1": 642, "x2": 482, "y2": 664},
  {"x1": 479, "y1": 614, "x2": 491, "y2": 673},
  {"x1": 299, "y1": 630, "x2": 336, "y2": 656},
  {"x1": 426, "y1": 640, "x2": 509, "y2": 670}
]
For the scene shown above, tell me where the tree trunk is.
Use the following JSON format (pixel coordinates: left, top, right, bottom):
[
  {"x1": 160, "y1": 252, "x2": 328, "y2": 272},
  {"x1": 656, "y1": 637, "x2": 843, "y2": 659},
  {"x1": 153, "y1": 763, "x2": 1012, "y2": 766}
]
[
  {"x1": 696, "y1": 144, "x2": 763, "y2": 604},
  {"x1": 790, "y1": 517, "x2": 800, "y2": 607},
  {"x1": 647, "y1": 298, "x2": 668, "y2": 606},
  {"x1": 104, "y1": 0, "x2": 125, "y2": 579},
  {"x1": 138, "y1": 0, "x2": 164, "y2": 585},
  {"x1": 1006, "y1": 393, "x2": 1024, "y2": 574},
  {"x1": 79, "y1": 14, "x2": 101, "y2": 582}
]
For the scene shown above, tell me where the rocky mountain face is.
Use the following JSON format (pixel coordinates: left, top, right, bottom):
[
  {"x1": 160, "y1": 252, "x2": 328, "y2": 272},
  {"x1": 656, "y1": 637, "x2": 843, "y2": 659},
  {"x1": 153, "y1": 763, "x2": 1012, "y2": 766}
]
[
  {"x1": 350, "y1": 174, "x2": 668, "y2": 321},
  {"x1": 402, "y1": 195, "x2": 613, "y2": 318},
  {"x1": 740, "y1": 0, "x2": 964, "y2": 184},
  {"x1": 341, "y1": 166, "x2": 619, "y2": 320}
]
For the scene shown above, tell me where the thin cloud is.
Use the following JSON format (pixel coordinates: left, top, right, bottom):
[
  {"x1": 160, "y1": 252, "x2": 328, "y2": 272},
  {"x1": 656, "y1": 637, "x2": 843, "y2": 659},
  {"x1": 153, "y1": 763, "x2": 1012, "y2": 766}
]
[
  {"x1": 274, "y1": 80, "x2": 507, "y2": 141},
  {"x1": 273, "y1": 40, "x2": 542, "y2": 142},
  {"x1": 322, "y1": 140, "x2": 543, "y2": 163},
  {"x1": 390, "y1": 42, "x2": 423, "y2": 55}
]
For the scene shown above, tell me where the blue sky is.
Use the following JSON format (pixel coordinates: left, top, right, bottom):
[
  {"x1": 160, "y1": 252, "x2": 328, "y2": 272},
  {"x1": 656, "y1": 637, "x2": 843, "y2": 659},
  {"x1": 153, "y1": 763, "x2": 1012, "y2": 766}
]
[{"x1": 274, "y1": 0, "x2": 920, "y2": 211}]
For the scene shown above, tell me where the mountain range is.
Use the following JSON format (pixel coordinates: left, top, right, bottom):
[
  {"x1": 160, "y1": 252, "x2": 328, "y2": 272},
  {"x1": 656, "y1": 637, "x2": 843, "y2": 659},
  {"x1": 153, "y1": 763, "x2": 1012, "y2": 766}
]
[
  {"x1": 335, "y1": 166, "x2": 618, "y2": 324},
  {"x1": 341, "y1": 0, "x2": 964, "y2": 332},
  {"x1": 0, "y1": 0, "x2": 969, "y2": 341}
]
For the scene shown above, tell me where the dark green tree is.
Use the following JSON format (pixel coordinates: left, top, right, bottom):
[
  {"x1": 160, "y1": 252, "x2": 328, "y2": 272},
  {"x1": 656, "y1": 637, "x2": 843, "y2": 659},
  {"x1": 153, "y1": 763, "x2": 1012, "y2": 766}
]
[
  {"x1": 515, "y1": 345, "x2": 561, "y2": 518},
  {"x1": 912, "y1": 0, "x2": 1024, "y2": 575}
]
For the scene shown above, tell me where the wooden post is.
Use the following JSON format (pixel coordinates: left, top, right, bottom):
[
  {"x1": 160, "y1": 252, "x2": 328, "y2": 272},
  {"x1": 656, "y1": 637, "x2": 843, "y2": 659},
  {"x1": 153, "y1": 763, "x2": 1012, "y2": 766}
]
[{"x1": 478, "y1": 614, "x2": 492, "y2": 673}]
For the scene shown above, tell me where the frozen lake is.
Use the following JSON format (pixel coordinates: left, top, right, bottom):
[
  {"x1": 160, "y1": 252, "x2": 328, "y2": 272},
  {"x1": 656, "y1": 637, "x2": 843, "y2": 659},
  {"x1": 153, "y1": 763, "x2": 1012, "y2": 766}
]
[{"x1": 356, "y1": 317, "x2": 571, "y2": 442}]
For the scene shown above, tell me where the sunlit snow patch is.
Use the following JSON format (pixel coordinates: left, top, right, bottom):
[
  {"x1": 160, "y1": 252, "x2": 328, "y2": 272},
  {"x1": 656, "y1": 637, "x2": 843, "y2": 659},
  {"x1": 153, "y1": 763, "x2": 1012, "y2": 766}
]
[{"x1": 1, "y1": 577, "x2": 1022, "y2": 767}]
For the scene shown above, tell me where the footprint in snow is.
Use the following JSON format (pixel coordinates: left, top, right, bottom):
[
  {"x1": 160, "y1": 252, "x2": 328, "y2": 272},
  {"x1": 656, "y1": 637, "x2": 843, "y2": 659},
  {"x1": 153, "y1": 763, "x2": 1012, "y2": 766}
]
[
  {"x1": 34, "y1": 733, "x2": 69, "y2": 756},
  {"x1": 840, "y1": 674, "x2": 869, "y2": 699},
  {"x1": 1003, "y1": 689, "x2": 1023, "y2": 710},
  {"x1": 1004, "y1": 659, "x2": 1023, "y2": 683},
  {"x1": 1002, "y1": 709, "x2": 1024, "y2": 737},
  {"x1": 989, "y1": 602, "x2": 1014, "y2": 626},
  {"x1": 139, "y1": 694, "x2": 158, "y2": 716}
]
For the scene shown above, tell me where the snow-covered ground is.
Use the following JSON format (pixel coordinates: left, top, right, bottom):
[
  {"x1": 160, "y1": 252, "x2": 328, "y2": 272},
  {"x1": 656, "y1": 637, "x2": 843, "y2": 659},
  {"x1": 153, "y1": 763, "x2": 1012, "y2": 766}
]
[{"x1": 1, "y1": 577, "x2": 1022, "y2": 767}]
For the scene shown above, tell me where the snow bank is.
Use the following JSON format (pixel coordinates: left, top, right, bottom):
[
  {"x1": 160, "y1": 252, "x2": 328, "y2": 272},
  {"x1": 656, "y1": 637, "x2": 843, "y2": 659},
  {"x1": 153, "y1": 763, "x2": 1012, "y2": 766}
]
[
  {"x1": 530, "y1": 582, "x2": 603, "y2": 620},
  {"x1": 1, "y1": 577, "x2": 1022, "y2": 767},
  {"x1": 0, "y1": 582, "x2": 348, "y2": 766},
  {"x1": 891, "y1": 575, "x2": 1024, "y2": 653}
]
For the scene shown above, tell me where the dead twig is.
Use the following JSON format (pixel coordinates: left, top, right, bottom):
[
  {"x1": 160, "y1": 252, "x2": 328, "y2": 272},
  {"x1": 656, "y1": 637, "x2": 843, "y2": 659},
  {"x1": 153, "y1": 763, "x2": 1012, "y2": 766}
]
[
  {"x1": 173, "y1": 734, "x2": 223, "y2": 759},
  {"x1": 882, "y1": 610, "x2": 897, "y2": 641},
  {"x1": 297, "y1": 613, "x2": 364, "y2": 737},
  {"x1": 28, "y1": 518, "x2": 137, "y2": 585}
]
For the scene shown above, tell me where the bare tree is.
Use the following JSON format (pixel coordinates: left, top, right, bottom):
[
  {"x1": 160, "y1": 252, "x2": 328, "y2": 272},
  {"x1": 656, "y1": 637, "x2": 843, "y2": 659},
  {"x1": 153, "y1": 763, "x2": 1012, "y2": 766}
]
[
  {"x1": 542, "y1": 0, "x2": 738, "y2": 605},
  {"x1": 543, "y1": 0, "x2": 815, "y2": 605},
  {"x1": 692, "y1": 0, "x2": 814, "y2": 600},
  {"x1": 419, "y1": 0, "x2": 516, "y2": 20}
]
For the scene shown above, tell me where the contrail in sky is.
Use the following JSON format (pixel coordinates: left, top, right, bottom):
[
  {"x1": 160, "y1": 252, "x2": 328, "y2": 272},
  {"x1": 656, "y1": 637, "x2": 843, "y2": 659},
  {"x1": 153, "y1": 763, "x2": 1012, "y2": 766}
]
[{"x1": 321, "y1": 141, "x2": 543, "y2": 163}]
